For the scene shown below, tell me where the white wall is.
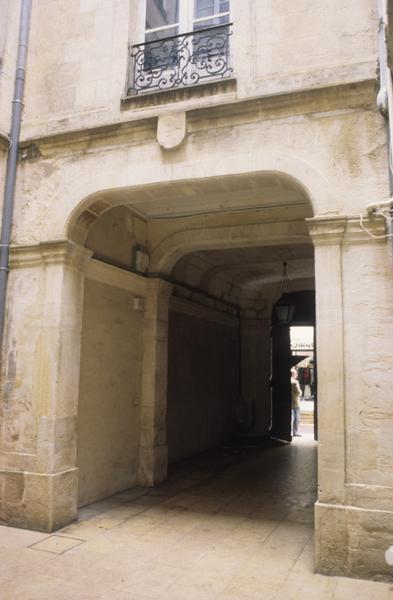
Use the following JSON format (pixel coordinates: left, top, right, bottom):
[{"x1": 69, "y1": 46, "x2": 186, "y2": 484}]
[
  {"x1": 0, "y1": 0, "x2": 19, "y2": 136},
  {"x1": 20, "y1": 0, "x2": 378, "y2": 137}
]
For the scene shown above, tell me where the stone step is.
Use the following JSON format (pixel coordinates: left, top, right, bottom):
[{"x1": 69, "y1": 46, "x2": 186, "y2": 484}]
[{"x1": 300, "y1": 411, "x2": 314, "y2": 424}]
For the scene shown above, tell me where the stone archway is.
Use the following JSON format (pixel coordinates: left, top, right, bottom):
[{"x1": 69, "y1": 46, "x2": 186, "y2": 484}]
[
  {"x1": 64, "y1": 156, "x2": 335, "y2": 246},
  {"x1": 1, "y1": 165, "x2": 344, "y2": 548},
  {"x1": 70, "y1": 169, "x2": 318, "y2": 502}
]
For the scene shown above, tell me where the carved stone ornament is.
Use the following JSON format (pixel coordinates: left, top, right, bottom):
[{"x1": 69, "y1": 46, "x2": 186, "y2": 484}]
[{"x1": 157, "y1": 111, "x2": 186, "y2": 151}]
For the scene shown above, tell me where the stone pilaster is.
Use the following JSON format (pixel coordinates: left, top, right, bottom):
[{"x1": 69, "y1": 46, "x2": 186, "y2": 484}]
[
  {"x1": 307, "y1": 213, "x2": 393, "y2": 578},
  {"x1": 307, "y1": 216, "x2": 347, "y2": 505},
  {"x1": 138, "y1": 278, "x2": 172, "y2": 486},
  {"x1": 307, "y1": 215, "x2": 348, "y2": 573},
  {"x1": 0, "y1": 241, "x2": 92, "y2": 531}
]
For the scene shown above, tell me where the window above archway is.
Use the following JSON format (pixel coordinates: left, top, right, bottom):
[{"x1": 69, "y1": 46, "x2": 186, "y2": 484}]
[{"x1": 128, "y1": 0, "x2": 233, "y2": 95}]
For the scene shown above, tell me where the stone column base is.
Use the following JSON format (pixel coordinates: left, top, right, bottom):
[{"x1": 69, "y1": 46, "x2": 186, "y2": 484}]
[
  {"x1": 315, "y1": 501, "x2": 393, "y2": 580},
  {"x1": 138, "y1": 445, "x2": 168, "y2": 487},
  {"x1": 0, "y1": 468, "x2": 78, "y2": 532}
]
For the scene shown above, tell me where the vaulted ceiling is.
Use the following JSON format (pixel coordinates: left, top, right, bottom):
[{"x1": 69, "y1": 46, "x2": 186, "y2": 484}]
[{"x1": 172, "y1": 242, "x2": 315, "y2": 317}]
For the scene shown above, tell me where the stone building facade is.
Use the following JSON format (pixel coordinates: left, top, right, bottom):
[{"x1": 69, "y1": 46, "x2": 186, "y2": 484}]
[{"x1": 1, "y1": 0, "x2": 393, "y2": 581}]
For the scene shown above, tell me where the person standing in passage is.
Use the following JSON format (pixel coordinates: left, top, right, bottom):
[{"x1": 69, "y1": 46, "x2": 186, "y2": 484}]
[{"x1": 291, "y1": 367, "x2": 302, "y2": 437}]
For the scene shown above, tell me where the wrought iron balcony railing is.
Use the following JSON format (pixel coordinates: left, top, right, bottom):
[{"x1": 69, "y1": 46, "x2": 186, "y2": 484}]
[{"x1": 128, "y1": 23, "x2": 233, "y2": 95}]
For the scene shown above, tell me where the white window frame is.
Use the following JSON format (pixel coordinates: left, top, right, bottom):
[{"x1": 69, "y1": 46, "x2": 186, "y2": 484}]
[
  {"x1": 137, "y1": 0, "x2": 230, "y2": 43},
  {"x1": 193, "y1": 0, "x2": 230, "y2": 31},
  {"x1": 130, "y1": 0, "x2": 232, "y2": 94}
]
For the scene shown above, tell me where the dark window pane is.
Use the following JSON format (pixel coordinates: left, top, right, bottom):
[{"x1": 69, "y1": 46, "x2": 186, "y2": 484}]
[
  {"x1": 145, "y1": 26, "x2": 179, "y2": 43},
  {"x1": 146, "y1": 0, "x2": 179, "y2": 30},
  {"x1": 194, "y1": 0, "x2": 229, "y2": 20},
  {"x1": 144, "y1": 29, "x2": 179, "y2": 71},
  {"x1": 192, "y1": 23, "x2": 230, "y2": 66}
]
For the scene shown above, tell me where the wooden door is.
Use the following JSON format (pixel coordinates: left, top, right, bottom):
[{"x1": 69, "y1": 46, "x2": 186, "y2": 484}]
[{"x1": 270, "y1": 323, "x2": 292, "y2": 442}]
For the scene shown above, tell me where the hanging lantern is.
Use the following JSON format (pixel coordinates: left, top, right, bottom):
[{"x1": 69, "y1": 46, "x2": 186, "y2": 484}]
[{"x1": 274, "y1": 262, "x2": 295, "y2": 324}]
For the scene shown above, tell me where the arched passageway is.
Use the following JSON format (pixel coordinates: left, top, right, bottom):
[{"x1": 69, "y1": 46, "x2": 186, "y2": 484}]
[
  {"x1": 165, "y1": 245, "x2": 315, "y2": 465},
  {"x1": 71, "y1": 170, "x2": 317, "y2": 526},
  {"x1": 15, "y1": 159, "x2": 380, "y2": 574}
]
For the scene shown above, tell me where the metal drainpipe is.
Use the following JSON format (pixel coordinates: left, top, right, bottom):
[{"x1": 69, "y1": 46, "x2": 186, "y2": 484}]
[
  {"x1": 377, "y1": 1, "x2": 393, "y2": 203},
  {"x1": 377, "y1": 0, "x2": 389, "y2": 116},
  {"x1": 0, "y1": 0, "x2": 32, "y2": 350}
]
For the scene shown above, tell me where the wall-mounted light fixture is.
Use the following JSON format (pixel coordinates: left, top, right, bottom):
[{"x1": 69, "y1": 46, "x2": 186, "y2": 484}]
[
  {"x1": 385, "y1": 546, "x2": 393, "y2": 566},
  {"x1": 132, "y1": 244, "x2": 150, "y2": 273},
  {"x1": 133, "y1": 297, "x2": 144, "y2": 311},
  {"x1": 274, "y1": 262, "x2": 295, "y2": 324}
]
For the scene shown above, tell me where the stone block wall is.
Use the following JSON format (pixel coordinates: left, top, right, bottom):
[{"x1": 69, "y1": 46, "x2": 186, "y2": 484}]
[
  {"x1": 167, "y1": 299, "x2": 239, "y2": 463},
  {"x1": 77, "y1": 278, "x2": 143, "y2": 507}
]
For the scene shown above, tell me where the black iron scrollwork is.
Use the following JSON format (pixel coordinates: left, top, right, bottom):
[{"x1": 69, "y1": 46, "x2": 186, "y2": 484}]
[{"x1": 129, "y1": 24, "x2": 233, "y2": 95}]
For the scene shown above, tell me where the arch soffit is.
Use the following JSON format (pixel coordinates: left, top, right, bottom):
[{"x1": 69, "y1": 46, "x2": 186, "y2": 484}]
[
  {"x1": 150, "y1": 220, "x2": 311, "y2": 274},
  {"x1": 65, "y1": 151, "x2": 335, "y2": 243}
]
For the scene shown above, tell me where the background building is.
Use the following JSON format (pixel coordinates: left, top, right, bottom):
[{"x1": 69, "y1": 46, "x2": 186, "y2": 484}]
[{"x1": 1, "y1": 0, "x2": 393, "y2": 581}]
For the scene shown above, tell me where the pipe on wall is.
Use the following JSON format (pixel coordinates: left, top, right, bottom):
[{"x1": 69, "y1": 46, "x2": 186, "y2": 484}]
[
  {"x1": 377, "y1": 0, "x2": 393, "y2": 241},
  {"x1": 0, "y1": 0, "x2": 32, "y2": 352},
  {"x1": 377, "y1": 0, "x2": 389, "y2": 115}
]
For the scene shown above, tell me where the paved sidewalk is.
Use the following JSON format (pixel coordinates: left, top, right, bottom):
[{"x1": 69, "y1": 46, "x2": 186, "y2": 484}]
[{"x1": 0, "y1": 432, "x2": 392, "y2": 599}]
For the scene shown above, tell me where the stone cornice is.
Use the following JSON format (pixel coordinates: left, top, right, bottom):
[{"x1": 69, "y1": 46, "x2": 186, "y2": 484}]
[
  {"x1": 19, "y1": 117, "x2": 157, "y2": 159},
  {"x1": 307, "y1": 214, "x2": 387, "y2": 246},
  {"x1": 19, "y1": 79, "x2": 376, "y2": 159},
  {"x1": 188, "y1": 79, "x2": 376, "y2": 127},
  {"x1": 306, "y1": 215, "x2": 347, "y2": 245},
  {"x1": 87, "y1": 258, "x2": 147, "y2": 296},
  {"x1": 10, "y1": 240, "x2": 93, "y2": 269},
  {"x1": 146, "y1": 277, "x2": 173, "y2": 299},
  {"x1": 343, "y1": 215, "x2": 387, "y2": 245}
]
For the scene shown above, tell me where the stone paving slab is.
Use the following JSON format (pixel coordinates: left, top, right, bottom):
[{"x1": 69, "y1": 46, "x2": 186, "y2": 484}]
[
  {"x1": 28, "y1": 535, "x2": 85, "y2": 555},
  {"x1": 0, "y1": 435, "x2": 392, "y2": 599}
]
